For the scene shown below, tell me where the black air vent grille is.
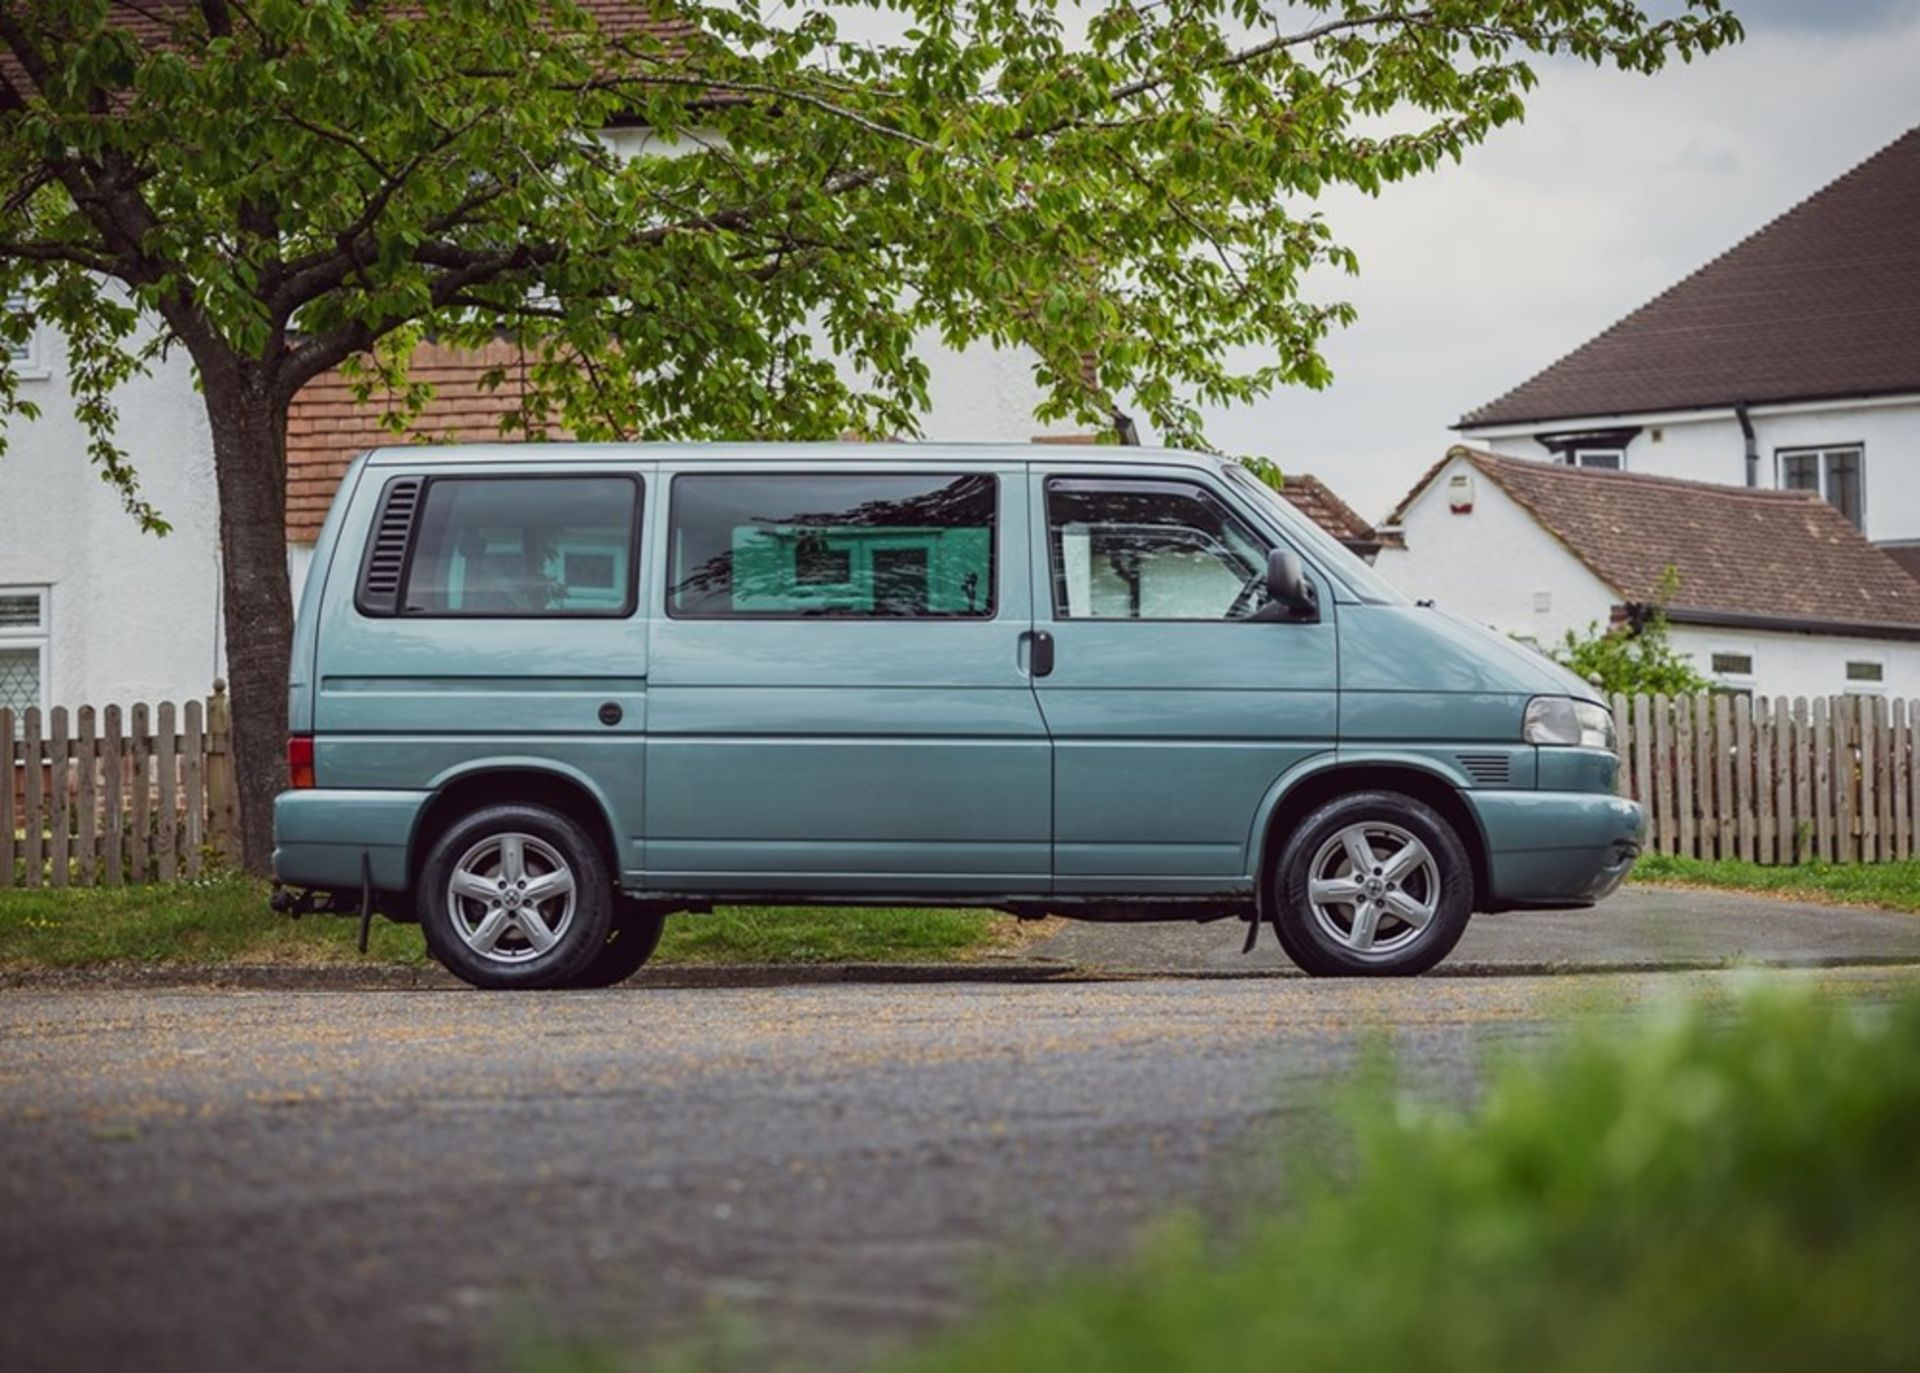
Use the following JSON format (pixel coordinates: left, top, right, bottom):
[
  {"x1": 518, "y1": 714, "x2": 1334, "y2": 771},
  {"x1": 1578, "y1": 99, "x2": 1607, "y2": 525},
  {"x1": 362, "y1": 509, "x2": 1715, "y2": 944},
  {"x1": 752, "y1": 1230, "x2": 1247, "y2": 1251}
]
[
  {"x1": 357, "y1": 477, "x2": 423, "y2": 615},
  {"x1": 1457, "y1": 753, "x2": 1511, "y2": 786}
]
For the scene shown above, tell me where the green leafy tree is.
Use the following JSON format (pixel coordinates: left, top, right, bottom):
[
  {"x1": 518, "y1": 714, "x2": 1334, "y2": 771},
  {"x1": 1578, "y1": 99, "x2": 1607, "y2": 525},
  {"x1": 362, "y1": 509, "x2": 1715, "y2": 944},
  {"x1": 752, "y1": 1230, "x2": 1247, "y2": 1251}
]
[
  {"x1": 1552, "y1": 567, "x2": 1711, "y2": 696},
  {"x1": 0, "y1": 1, "x2": 1742, "y2": 869}
]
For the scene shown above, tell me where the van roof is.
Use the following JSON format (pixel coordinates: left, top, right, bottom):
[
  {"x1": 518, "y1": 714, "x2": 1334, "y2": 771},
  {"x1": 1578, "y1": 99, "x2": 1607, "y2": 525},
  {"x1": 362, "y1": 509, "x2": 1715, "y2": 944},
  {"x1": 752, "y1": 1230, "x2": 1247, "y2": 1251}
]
[{"x1": 360, "y1": 441, "x2": 1225, "y2": 467}]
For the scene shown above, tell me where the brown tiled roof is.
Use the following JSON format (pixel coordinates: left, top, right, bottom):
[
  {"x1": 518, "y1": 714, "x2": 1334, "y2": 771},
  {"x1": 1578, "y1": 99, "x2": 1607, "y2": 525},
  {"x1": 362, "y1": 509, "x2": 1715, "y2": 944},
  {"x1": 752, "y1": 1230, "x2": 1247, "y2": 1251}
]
[
  {"x1": 1883, "y1": 544, "x2": 1920, "y2": 590},
  {"x1": 1277, "y1": 473, "x2": 1382, "y2": 553},
  {"x1": 1461, "y1": 127, "x2": 1920, "y2": 428},
  {"x1": 286, "y1": 341, "x2": 558, "y2": 542},
  {"x1": 1403, "y1": 446, "x2": 1920, "y2": 632}
]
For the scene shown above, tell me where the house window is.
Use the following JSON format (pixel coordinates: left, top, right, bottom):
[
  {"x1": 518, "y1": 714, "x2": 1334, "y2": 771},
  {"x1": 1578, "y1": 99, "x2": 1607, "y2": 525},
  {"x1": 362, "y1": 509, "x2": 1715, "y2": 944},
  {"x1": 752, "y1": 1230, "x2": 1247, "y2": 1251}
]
[
  {"x1": 1846, "y1": 660, "x2": 1885, "y2": 691},
  {"x1": 1778, "y1": 445, "x2": 1863, "y2": 528},
  {"x1": 3, "y1": 296, "x2": 43, "y2": 377},
  {"x1": 1564, "y1": 448, "x2": 1624, "y2": 471},
  {"x1": 0, "y1": 587, "x2": 50, "y2": 712}
]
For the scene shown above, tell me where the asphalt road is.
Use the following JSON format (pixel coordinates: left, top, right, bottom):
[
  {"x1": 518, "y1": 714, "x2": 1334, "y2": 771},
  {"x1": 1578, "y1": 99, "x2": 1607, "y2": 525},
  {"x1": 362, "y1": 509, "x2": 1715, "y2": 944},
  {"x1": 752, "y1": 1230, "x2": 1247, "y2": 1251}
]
[{"x1": 4, "y1": 965, "x2": 1916, "y2": 1373}]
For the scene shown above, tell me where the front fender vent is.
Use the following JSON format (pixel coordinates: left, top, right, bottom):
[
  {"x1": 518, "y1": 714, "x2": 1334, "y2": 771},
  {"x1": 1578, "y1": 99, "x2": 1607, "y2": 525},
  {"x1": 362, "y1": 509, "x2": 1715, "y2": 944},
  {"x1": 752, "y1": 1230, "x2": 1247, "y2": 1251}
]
[
  {"x1": 1457, "y1": 753, "x2": 1511, "y2": 787},
  {"x1": 356, "y1": 476, "x2": 424, "y2": 615}
]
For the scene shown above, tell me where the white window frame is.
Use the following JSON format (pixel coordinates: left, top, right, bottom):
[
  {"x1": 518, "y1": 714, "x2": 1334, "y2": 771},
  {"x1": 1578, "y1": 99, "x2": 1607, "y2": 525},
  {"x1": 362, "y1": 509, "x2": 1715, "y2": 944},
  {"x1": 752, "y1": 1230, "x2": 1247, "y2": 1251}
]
[
  {"x1": 1565, "y1": 448, "x2": 1625, "y2": 471},
  {"x1": 3, "y1": 295, "x2": 46, "y2": 379},
  {"x1": 1844, "y1": 658, "x2": 1886, "y2": 694},
  {"x1": 1776, "y1": 444, "x2": 1865, "y2": 528},
  {"x1": 0, "y1": 585, "x2": 51, "y2": 712},
  {"x1": 1707, "y1": 646, "x2": 1756, "y2": 694}
]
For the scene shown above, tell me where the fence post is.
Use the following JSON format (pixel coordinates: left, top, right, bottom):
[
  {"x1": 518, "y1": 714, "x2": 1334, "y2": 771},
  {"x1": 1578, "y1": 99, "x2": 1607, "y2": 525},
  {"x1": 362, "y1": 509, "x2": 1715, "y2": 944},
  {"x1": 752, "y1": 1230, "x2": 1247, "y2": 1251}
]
[
  {"x1": 1788, "y1": 698, "x2": 1809, "y2": 863},
  {"x1": 1733, "y1": 694, "x2": 1753, "y2": 863},
  {"x1": 101, "y1": 705, "x2": 124, "y2": 888},
  {"x1": 1611, "y1": 692, "x2": 1631, "y2": 798},
  {"x1": 22, "y1": 707, "x2": 42, "y2": 888},
  {"x1": 1874, "y1": 696, "x2": 1892, "y2": 864},
  {"x1": 1894, "y1": 698, "x2": 1911, "y2": 862},
  {"x1": 1652, "y1": 694, "x2": 1674, "y2": 855},
  {"x1": 1911, "y1": 698, "x2": 1920, "y2": 865},
  {"x1": 1858, "y1": 695, "x2": 1878, "y2": 863},
  {"x1": 130, "y1": 703, "x2": 151, "y2": 884},
  {"x1": 49, "y1": 707, "x2": 70, "y2": 889},
  {"x1": 1675, "y1": 695, "x2": 1696, "y2": 858},
  {"x1": 206, "y1": 681, "x2": 237, "y2": 866},
  {"x1": 76, "y1": 706, "x2": 97, "y2": 886},
  {"x1": 1756, "y1": 697, "x2": 1775, "y2": 864},
  {"x1": 0, "y1": 707, "x2": 13, "y2": 888},
  {"x1": 156, "y1": 702, "x2": 178, "y2": 883},
  {"x1": 1634, "y1": 694, "x2": 1655, "y2": 847},
  {"x1": 1836, "y1": 696, "x2": 1857, "y2": 864},
  {"x1": 184, "y1": 700, "x2": 205, "y2": 879}
]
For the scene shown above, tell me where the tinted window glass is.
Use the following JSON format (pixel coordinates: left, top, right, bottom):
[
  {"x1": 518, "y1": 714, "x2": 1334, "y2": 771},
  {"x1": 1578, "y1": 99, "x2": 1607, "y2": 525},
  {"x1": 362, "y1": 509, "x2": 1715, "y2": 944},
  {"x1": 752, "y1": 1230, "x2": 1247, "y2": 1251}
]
[
  {"x1": 1048, "y1": 480, "x2": 1270, "y2": 620},
  {"x1": 402, "y1": 476, "x2": 639, "y2": 616},
  {"x1": 669, "y1": 473, "x2": 996, "y2": 618}
]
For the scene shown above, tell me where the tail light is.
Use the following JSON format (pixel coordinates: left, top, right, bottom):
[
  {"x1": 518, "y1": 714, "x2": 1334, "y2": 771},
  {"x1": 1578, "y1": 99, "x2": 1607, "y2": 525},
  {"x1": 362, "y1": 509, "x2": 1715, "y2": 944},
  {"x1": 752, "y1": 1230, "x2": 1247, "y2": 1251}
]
[{"x1": 288, "y1": 734, "x2": 315, "y2": 789}]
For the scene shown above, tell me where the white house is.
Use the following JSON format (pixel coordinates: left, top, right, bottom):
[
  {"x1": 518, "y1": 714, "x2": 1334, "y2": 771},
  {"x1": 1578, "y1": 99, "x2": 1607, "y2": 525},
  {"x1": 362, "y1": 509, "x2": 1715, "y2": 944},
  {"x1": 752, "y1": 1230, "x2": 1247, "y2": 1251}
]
[
  {"x1": 1377, "y1": 445, "x2": 1920, "y2": 698},
  {"x1": 1454, "y1": 125, "x2": 1920, "y2": 587}
]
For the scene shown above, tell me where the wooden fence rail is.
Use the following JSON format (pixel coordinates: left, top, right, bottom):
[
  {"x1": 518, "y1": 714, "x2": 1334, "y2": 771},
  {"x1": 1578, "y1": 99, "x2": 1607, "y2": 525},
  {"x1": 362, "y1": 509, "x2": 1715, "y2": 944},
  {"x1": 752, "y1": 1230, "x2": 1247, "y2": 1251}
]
[
  {"x1": 1612, "y1": 691, "x2": 1920, "y2": 865},
  {"x1": 9, "y1": 682, "x2": 1916, "y2": 884},
  {"x1": 1, "y1": 683, "x2": 236, "y2": 888}
]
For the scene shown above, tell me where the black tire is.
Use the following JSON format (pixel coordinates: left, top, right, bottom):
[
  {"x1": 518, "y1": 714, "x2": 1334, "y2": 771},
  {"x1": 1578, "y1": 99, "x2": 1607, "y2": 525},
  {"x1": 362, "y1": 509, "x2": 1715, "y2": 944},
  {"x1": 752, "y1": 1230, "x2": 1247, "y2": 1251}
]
[
  {"x1": 416, "y1": 803, "x2": 615, "y2": 990},
  {"x1": 1271, "y1": 790, "x2": 1473, "y2": 977},
  {"x1": 558, "y1": 903, "x2": 669, "y2": 989}
]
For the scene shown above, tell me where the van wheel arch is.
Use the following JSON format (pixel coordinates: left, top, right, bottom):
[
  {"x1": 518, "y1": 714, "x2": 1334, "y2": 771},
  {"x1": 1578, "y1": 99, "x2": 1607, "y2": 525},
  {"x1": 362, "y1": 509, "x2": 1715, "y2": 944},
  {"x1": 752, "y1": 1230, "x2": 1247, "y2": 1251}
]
[
  {"x1": 411, "y1": 769, "x2": 622, "y2": 897},
  {"x1": 1258, "y1": 766, "x2": 1490, "y2": 917}
]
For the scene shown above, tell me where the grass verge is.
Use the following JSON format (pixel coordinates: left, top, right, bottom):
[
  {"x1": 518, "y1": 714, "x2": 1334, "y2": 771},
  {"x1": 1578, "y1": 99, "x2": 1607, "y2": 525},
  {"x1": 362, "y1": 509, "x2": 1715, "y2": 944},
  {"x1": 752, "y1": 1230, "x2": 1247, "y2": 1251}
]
[
  {"x1": 1634, "y1": 851, "x2": 1920, "y2": 914},
  {"x1": 579, "y1": 983, "x2": 1920, "y2": 1373},
  {"x1": 0, "y1": 876, "x2": 1026, "y2": 970}
]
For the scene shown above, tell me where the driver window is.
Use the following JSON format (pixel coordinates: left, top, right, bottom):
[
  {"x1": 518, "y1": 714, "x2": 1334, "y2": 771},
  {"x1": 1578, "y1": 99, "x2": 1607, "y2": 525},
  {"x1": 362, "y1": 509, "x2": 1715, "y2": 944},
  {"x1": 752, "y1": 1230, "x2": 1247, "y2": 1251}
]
[{"x1": 1047, "y1": 479, "x2": 1271, "y2": 620}]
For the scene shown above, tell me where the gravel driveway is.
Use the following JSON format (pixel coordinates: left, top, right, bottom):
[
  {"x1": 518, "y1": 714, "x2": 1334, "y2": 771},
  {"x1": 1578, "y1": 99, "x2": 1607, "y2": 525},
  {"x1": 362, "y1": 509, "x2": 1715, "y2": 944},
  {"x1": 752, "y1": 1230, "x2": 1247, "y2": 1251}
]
[{"x1": 3, "y1": 964, "x2": 1915, "y2": 1372}]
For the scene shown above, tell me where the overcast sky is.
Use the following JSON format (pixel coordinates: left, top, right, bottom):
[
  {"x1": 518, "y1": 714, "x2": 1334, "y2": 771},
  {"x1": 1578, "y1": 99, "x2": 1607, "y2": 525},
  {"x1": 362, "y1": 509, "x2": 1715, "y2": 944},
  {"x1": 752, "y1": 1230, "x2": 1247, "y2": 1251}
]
[{"x1": 1186, "y1": 0, "x2": 1920, "y2": 524}]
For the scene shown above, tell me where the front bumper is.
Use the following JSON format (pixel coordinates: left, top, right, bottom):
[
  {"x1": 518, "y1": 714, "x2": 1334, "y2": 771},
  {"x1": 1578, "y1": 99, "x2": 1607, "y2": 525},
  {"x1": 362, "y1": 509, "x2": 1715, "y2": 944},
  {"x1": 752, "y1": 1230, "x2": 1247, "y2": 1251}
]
[
  {"x1": 1467, "y1": 789, "x2": 1645, "y2": 910},
  {"x1": 273, "y1": 788, "x2": 430, "y2": 893}
]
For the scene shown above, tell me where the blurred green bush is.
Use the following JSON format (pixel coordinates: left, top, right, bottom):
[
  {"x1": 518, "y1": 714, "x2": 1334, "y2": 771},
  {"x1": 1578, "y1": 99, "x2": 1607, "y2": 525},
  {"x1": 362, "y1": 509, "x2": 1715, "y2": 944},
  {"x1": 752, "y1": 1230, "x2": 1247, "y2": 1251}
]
[{"x1": 882, "y1": 985, "x2": 1920, "y2": 1373}]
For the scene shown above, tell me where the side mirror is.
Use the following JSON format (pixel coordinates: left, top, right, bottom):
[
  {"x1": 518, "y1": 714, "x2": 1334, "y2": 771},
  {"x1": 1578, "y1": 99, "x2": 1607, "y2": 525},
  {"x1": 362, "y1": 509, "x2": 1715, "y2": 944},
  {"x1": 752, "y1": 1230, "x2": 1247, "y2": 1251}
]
[{"x1": 1264, "y1": 548, "x2": 1319, "y2": 620}]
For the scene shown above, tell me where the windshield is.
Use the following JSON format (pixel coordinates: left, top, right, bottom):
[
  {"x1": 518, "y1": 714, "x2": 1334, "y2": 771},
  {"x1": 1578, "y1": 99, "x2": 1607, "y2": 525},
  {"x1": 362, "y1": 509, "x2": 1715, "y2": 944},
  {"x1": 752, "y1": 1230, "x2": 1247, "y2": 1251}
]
[{"x1": 1219, "y1": 462, "x2": 1409, "y2": 605}]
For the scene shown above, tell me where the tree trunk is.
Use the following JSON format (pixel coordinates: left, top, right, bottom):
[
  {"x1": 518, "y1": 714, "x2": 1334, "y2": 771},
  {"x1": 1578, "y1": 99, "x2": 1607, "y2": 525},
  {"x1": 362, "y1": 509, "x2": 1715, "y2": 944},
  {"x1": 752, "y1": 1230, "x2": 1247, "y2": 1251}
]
[{"x1": 201, "y1": 363, "x2": 293, "y2": 876}]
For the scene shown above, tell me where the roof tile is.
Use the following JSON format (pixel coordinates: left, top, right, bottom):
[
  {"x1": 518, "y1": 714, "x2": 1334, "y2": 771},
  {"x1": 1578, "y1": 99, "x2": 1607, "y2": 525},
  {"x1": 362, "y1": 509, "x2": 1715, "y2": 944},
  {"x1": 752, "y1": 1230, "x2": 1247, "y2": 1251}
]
[
  {"x1": 1462, "y1": 127, "x2": 1920, "y2": 427},
  {"x1": 1422, "y1": 446, "x2": 1920, "y2": 631}
]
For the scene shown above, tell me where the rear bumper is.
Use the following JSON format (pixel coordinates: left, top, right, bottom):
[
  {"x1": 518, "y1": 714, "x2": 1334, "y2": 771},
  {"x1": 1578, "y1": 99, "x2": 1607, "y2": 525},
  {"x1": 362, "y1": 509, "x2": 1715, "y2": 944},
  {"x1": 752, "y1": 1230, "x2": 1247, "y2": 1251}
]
[
  {"x1": 1467, "y1": 789, "x2": 1645, "y2": 910},
  {"x1": 272, "y1": 789, "x2": 430, "y2": 893}
]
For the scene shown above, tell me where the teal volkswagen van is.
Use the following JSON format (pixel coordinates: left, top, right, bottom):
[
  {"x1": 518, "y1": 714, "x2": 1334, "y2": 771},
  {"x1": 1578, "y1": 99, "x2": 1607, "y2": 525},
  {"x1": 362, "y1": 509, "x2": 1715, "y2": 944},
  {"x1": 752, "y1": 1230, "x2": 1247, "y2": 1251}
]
[{"x1": 273, "y1": 444, "x2": 1642, "y2": 989}]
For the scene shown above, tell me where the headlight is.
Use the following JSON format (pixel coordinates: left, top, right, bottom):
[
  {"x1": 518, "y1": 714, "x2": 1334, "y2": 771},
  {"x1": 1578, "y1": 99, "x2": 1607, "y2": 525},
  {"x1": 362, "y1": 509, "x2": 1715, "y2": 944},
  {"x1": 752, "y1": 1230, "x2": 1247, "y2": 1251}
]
[{"x1": 1524, "y1": 696, "x2": 1615, "y2": 749}]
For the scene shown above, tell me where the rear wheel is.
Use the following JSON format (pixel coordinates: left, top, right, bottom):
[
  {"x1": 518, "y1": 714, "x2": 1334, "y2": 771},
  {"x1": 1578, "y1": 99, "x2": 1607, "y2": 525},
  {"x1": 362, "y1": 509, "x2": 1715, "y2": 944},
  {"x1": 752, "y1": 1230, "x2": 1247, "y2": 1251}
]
[
  {"x1": 417, "y1": 803, "x2": 614, "y2": 990},
  {"x1": 559, "y1": 903, "x2": 669, "y2": 989},
  {"x1": 1272, "y1": 790, "x2": 1472, "y2": 977}
]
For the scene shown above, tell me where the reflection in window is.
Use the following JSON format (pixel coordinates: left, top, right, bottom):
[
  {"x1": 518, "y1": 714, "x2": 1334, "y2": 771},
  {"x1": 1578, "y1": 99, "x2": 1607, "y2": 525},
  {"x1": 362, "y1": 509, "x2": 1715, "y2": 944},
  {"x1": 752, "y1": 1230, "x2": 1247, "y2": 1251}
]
[
  {"x1": 1047, "y1": 481, "x2": 1270, "y2": 621},
  {"x1": 402, "y1": 477, "x2": 638, "y2": 616},
  {"x1": 669, "y1": 473, "x2": 996, "y2": 618}
]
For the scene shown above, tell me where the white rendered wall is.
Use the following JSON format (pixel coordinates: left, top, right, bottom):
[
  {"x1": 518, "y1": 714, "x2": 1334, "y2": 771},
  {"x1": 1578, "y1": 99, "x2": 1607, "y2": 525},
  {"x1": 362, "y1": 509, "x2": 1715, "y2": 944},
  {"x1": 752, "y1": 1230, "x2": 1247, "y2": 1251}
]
[
  {"x1": 0, "y1": 323, "x2": 228, "y2": 710},
  {"x1": 1667, "y1": 624, "x2": 1920, "y2": 700},
  {"x1": 1461, "y1": 394, "x2": 1920, "y2": 545},
  {"x1": 1373, "y1": 453, "x2": 1619, "y2": 648}
]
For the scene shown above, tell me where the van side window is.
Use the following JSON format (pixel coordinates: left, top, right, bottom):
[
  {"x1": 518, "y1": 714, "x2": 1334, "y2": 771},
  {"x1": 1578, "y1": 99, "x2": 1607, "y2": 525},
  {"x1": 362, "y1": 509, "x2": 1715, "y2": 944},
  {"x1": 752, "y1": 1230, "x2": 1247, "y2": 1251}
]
[
  {"x1": 392, "y1": 476, "x2": 640, "y2": 617},
  {"x1": 668, "y1": 473, "x2": 996, "y2": 619},
  {"x1": 1047, "y1": 479, "x2": 1270, "y2": 621}
]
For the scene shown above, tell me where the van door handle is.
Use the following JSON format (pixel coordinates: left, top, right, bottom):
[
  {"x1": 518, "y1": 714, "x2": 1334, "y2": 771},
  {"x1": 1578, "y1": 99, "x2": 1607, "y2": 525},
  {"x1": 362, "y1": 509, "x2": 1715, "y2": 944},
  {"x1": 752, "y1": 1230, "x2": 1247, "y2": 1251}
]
[{"x1": 1024, "y1": 630, "x2": 1055, "y2": 679}]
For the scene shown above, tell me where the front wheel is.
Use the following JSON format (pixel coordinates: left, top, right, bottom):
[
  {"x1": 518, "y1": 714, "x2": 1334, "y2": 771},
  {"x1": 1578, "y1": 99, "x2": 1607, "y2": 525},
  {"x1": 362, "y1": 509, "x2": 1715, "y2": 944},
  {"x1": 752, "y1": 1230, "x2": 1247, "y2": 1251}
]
[
  {"x1": 417, "y1": 803, "x2": 615, "y2": 990},
  {"x1": 1271, "y1": 791, "x2": 1473, "y2": 977}
]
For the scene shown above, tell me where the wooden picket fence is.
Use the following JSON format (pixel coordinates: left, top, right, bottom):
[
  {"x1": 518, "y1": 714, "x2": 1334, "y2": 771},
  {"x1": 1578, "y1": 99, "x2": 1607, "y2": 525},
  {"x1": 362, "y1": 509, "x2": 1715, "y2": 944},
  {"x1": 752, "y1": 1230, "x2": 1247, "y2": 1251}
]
[
  {"x1": 1, "y1": 683, "x2": 238, "y2": 888},
  {"x1": 1612, "y1": 692, "x2": 1920, "y2": 865}
]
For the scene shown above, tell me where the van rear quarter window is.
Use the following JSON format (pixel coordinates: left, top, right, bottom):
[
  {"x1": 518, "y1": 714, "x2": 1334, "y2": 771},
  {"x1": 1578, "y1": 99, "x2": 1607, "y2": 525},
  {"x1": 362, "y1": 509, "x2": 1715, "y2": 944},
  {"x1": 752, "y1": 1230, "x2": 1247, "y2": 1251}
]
[
  {"x1": 371, "y1": 475, "x2": 641, "y2": 618},
  {"x1": 668, "y1": 472, "x2": 996, "y2": 618}
]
